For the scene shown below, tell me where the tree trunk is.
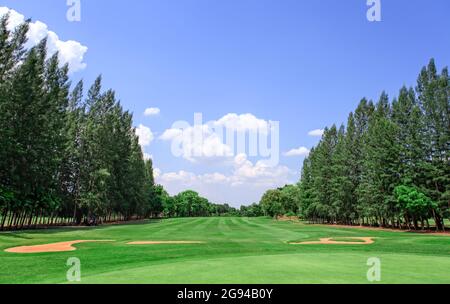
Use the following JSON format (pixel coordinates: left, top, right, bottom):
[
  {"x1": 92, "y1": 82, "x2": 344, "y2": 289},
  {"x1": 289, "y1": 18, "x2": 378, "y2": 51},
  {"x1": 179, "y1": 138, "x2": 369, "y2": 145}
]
[
  {"x1": 432, "y1": 209, "x2": 443, "y2": 232},
  {"x1": 19, "y1": 211, "x2": 28, "y2": 229},
  {"x1": 12, "y1": 211, "x2": 21, "y2": 229},
  {"x1": 35, "y1": 209, "x2": 42, "y2": 228},
  {"x1": 6, "y1": 212, "x2": 13, "y2": 229},
  {"x1": 27, "y1": 210, "x2": 35, "y2": 229},
  {"x1": 0, "y1": 209, "x2": 8, "y2": 230}
]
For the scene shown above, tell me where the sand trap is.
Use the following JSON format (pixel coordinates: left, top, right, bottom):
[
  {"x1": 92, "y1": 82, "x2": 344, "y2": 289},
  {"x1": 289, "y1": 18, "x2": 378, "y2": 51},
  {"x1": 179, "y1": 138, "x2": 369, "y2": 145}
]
[
  {"x1": 5, "y1": 240, "x2": 114, "y2": 254},
  {"x1": 277, "y1": 215, "x2": 299, "y2": 222},
  {"x1": 127, "y1": 241, "x2": 205, "y2": 245},
  {"x1": 290, "y1": 237, "x2": 374, "y2": 245}
]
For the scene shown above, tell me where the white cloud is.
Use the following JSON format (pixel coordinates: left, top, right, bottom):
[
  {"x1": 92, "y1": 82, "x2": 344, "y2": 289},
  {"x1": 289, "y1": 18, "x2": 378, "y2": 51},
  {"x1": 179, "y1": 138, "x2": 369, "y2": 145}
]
[
  {"x1": 136, "y1": 124, "x2": 154, "y2": 147},
  {"x1": 284, "y1": 147, "x2": 310, "y2": 157},
  {"x1": 213, "y1": 113, "x2": 269, "y2": 133},
  {"x1": 0, "y1": 7, "x2": 88, "y2": 73},
  {"x1": 160, "y1": 170, "x2": 197, "y2": 184},
  {"x1": 157, "y1": 114, "x2": 285, "y2": 204},
  {"x1": 230, "y1": 154, "x2": 292, "y2": 187},
  {"x1": 160, "y1": 123, "x2": 232, "y2": 162},
  {"x1": 159, "y1": 128, "x2": 183, "y2": 141},
  {"x1": 156, "y1": 154, "x2": 294, "y2": 206},
  {"x1": 144, "y1": 107, "x2": 161, "y2": 116},
  {"x1": 160, "y1": 113, "x2": 275, "y2": 163},
  {"x1": 308, "y1": 129, "x2": 325, "y2": 137}
]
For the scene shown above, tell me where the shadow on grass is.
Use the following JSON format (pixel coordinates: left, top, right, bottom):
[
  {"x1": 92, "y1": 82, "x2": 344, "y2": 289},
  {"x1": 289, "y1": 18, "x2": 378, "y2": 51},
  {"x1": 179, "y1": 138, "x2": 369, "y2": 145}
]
[{"x1": 0, "y1": 219, "x2": 163, "y2": 237}]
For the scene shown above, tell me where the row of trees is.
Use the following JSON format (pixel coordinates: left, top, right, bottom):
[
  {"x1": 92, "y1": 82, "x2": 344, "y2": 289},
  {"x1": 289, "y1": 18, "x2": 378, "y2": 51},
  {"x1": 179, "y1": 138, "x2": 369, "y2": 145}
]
[
  {"x1": 0, "y1": 15, "x2": 162, "y2": 230},
  {"x1": 240, "y1": 203, "x2": 264, "y2": 217},
  {"x1": 259, "y1": 59, "x2": 448, "y2": 231},
  {"x1": 154, "y1": 189, "x2": 240, "y2": 218},
  {"x1": 0, "y1": 15, "x2": 243, "y2": 230}
]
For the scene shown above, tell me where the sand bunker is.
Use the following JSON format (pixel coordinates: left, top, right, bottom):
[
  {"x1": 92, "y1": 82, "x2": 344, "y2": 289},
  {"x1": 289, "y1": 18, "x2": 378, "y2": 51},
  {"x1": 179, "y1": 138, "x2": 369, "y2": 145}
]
[
  {"x1": 277, "y1": 215, "x2": 299, "y2": 221},
  {"x1": 127, "y1": 241, "x2": 205, "y2": 245},
  {"x1": 5, "y1": 240, "x2": 114, "y2": 254},
  {"x1": 290, "y1": 237, "x2": 374, "y2": 245}
]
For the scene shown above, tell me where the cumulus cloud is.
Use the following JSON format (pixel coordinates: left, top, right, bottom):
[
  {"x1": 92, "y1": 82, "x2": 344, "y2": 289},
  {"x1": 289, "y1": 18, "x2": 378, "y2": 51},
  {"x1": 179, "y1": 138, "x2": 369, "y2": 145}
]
[
  {"x1": 156, "y1": 154, "x2": 294, "y2": 206},
  {"x1": 160, "y1": 113, "x2": 277, "y2": 164},
  {"x1": 159, "y1": 128, "x2": 183, "y2": 141},
  {"x1": 161, "y1": 123, "x2": 233, "y2": 162},
  {"x1": 213, "y1": 113, "x2": 269, "y2": 133},
  {"x1": 159, "y1": 125, "x2": 223, "y2": 162},
  {"x1": 230, "y1": 154, "x2": 292, "y2": 187},
  {"x1": 157, "y1": 114, "x2": 285, "y2": 204},
  {"x1": 308, "y1": 129, "x2": 325, "y2": 137},
  {"x1": 135, "y1": 124, "x2": 154, "y2": 147},
  {"x1": 284, "y1": 147, "x2": 310, "y2": 157},
  {"x1": 0, "y1": 7, "x2": 88, "y2": 73},
  {"x1": 144, "y1": 107, "x2": 160, "y2": 116}
]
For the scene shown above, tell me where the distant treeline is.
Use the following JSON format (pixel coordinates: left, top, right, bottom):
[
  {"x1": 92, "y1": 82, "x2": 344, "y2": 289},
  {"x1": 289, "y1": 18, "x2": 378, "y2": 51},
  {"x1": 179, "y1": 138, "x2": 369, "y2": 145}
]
[
  {"x1": 259, "y1": 60, "x2": 449, "y2": 231},
  {"x1": 0, "y1": 15, "x2": 236, "y2": 231},
  {"x1": 157, "y1": 188, "x2": 240, "y2": 218}
]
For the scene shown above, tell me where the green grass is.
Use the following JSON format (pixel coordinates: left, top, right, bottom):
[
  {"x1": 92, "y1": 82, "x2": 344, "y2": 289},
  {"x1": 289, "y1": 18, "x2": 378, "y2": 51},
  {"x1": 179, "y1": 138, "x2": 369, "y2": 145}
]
[{"x1": 0, "y1": 217, "x2": 449, "y2": 284}]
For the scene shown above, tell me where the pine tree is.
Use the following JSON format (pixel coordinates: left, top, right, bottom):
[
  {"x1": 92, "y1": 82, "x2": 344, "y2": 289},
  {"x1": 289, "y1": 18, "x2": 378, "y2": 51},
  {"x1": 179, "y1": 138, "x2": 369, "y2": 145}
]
[
  {"x1": 392, "y1": 87, "x2": 425, "y2": 186},
  {"x1": 358, "y1": 93, "x2": 400, "y2": 227},
  {"x1": 343, "y1": 113, "x2": 360, "y2": 223},
  {"x1": 59, "y1": 80, "x2": 85, "y2": 222},
  {"x1": 145, "y1": 159, "x2": 162, "y2": 218},
  {"x1": 313, "y1": 126, "x2": 338, "y2": 222},
  {"x1": 289, "y1": 60, "x2": 447, "y2": 230},
  {"x1": 330, "y1": 125, "x2": 353, "y2": 224},
  {"x1": 1, "y1": 14, "x2": 202, "y2": 229},
  {"x1": 299, "y1": 150, "x2": 315, "y2": 220},
  {"x1": 416, "y1": 59, "x2": 450, "y2": 230},
  {"x1": 0, "y1": 14, "x2": 29, "y2": 81}
]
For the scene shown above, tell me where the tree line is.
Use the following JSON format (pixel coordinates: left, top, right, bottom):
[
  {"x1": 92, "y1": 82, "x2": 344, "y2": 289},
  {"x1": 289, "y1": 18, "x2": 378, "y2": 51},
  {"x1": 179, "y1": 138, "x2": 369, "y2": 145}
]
[
  {"x1": 0, "y1": 14, "x2": 158, "y2": 229},
  {"x1": 155, "y1": 188, "x2": 240, "y2": 218},
  {"x1": 259, "y1": 59, "x2": 449, "y2": 231},
  {"x1": 0, "y1": 15, "x2": 236, "y2": 230}
]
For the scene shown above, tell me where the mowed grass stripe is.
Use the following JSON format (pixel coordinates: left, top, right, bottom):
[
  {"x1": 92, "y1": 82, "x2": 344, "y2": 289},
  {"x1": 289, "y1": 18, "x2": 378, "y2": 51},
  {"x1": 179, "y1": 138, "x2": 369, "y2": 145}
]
[
  {"x1": 239, "y1": 217, "x2": 309, "y2": 242},
  {"x1": 1, "y1": 217, "x2": 449, "y2": 284},
  {"x1": 78, "y1": 252, "x2": 450, "y2": 284},
  {"x1": 145, "y1": 218, "x2": 205, "y2": 239}
]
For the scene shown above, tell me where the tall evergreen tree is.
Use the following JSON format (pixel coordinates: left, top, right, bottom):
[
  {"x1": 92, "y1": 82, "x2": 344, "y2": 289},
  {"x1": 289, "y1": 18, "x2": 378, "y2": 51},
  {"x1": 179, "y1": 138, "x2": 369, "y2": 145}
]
[
  {"x1": 295, "y1": 60, "x2": 448, "y2": 230},
  {"x1": 330, "y1": 125, "x2": 353, "y2": 224},
  {"x1": 416, "y1": 60, "x2": 450, "y2": 230}
]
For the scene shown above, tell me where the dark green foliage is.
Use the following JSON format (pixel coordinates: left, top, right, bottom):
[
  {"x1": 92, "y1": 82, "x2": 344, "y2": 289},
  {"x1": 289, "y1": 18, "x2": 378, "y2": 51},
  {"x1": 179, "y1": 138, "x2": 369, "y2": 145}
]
[
  {"x1": 0, "y1": 16, "x2": 160, "y2": 229},
  {"x1": 260, "y1": 185, "x2": 301, "y2": 218},
  {"x1": 261, "y1": 59, "x2": 449, "y2": 231},
  {"x1": 240, "y1": 203, "x2": 264, "y2": 217},
  {"x1": 159, "y1": 189, "x2": 238, "y2": 218},
  {"x1": 416, "y1": 60, "x2": 450, "y2": 230},
  {"x1": 394, "y1": 185, "x2": 437, "y2": 230}
]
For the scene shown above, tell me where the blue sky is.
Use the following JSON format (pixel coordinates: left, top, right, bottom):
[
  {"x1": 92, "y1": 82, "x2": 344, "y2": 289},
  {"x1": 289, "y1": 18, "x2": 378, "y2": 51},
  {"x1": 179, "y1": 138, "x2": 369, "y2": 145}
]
[{"x1": 1, "y1": 0, "x2": 449, "y2": 206}]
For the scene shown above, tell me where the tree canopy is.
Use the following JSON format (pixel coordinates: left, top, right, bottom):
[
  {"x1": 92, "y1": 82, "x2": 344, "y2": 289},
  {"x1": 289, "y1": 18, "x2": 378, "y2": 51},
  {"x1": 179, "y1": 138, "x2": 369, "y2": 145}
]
[
  {"x1": 259, "y1": 59, "x2": 449, "y2": 231},
  {"x1": 0, "y1": 15, "x2": 239, "y2": 230}
]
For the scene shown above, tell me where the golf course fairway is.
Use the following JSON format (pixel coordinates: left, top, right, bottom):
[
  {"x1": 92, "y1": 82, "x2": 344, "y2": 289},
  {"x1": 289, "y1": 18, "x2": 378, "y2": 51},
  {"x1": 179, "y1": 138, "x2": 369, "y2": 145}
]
[{"x1": 0, "y1": 217, "x2": 449, "y2": 284}]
